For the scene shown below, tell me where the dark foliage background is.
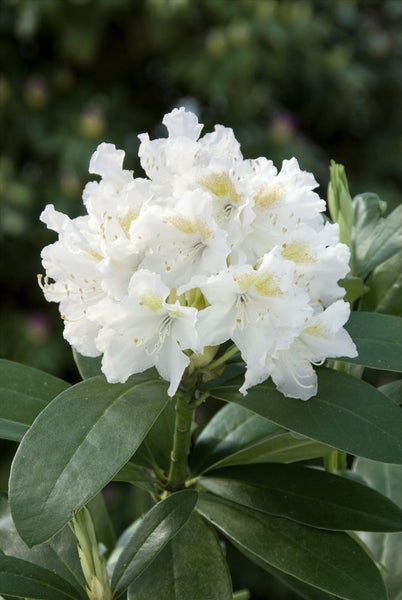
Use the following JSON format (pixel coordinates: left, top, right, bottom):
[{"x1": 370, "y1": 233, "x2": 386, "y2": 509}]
[{"x1": 1, "y1": 1, "x2": 401, "y2": 598}]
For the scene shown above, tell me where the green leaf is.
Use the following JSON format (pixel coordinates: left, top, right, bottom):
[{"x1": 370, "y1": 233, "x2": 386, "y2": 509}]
[
  {"x1": 0, "y1": 494, "x2": 86, "y2": 597},
  {"x1": 237, "y1": 548, "x2": 336, "y2": 600},
  {"x1": 0, "y1": 359, "x2": 69, "y2": 442},
  {"x1": 112, "y1": 462, "x2": 155, "y2": 491},
  {"x1": 327, "y1": 161, "x2": 353, "y2": 248},
  {"x1": 341, "y1": 312, "x2": 402, "y2": 372},
  {"x1": 134, "y1": 397, "x2": 176, "y2": 472},
  {"x1": 191, "y1": 403, "x2": 331, "y2": 474},
  {"x1": 354, "y1": 459, "x2": 402, "y2": 600},
  {"x1": 86, "y1": 493, "x2": 116, "y2": 557},
  {"x1": 352, "y1": 194, "x2": 402, "y2": 278},
  {"x1": 128, "y1": 512, "x2": 232, "y2": 600},
  {"x1": 0, "y1": 553, "x2": 81, "y2": 599},
  {"x1": 360, "y1": 249, "x2": 402, "y2": 316},
  {"x1": 198, "y1": 494, "x2": 387, "y2": 600},
  {"x1": 209, "y1": 367, "x2": 402, "y2": 463},
  {"x1": 190, "y1": 403, "x2": 283, "y2": 474},
  {"x1": 339, "y1": 275, "x2": 369, "y2": 304},
  {"x1": 200, "y1": 463, "x2": 402, "y2": 532},
  {"x1": 379, "y1": 380, "x2": 402, "y2": 405},
  {"x1": 111, "y1": 490, "x2": 198, "y2": 597},
  {"x1": 72, "y1": 349, "x2": 102, "y2": 379},
  {"x1": 9, "y1": 373, "x2": 170, "y2": 546}
]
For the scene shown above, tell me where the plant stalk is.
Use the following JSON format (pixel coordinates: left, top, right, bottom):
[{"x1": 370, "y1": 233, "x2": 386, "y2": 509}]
[{"x1": 166, "y1": 390, "x2": 195, "y2": 491}]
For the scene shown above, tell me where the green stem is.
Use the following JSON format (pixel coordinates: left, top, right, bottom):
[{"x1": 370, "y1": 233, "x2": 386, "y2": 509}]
[
  {"x1": 167, "y1": 390, "x2": 195, "y2": 491},
  {"x1": 202, "y1": 345, "x2": 239, "y2": 372}
]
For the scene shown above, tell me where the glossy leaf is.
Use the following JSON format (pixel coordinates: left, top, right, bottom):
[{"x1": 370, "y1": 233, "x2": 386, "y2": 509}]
[
  {"x1": 352, "y1": 193, "x2": 402, "y2": 278},
  {"x1": 379, "y1": 380, "x2": 402, "y2": 405},
  {"x1": 200, "y1": 463, "x2": 402, "y2": 531},
  {"x1": 209, "y1": 368, "x2": 402, "y2": 463},
  {"x1": 111, "y1": 490, "x2": 198, "y2": 597},
  {"x1": 9, "y1": 373, "x2": 169, "y2": 546},
  {"x1": 360, "y1": 249, "x2": 402, "y2": 316},
  {"x1": 112, "y1": 462, "x2": 155, "y2": 491},
  {"x1": 134, "y1": 398, "x2": 176, "y2": 472},
  {"x1": 237, "y1": 546, "x2": 336, "y2": 600},
  {"x1": 0, "y1": 359, "x2": 69, "y2": 442},
  {"x1": 354, "y1": 459, "x2": 402, "y2": 600},
  {"x1": 190, "y1": 403, "x2": 283, "y2": 474},
  {"x1": 0, "y1": 553, "x2": 81, "y2": 600},
  {"x1": 202, "y1": 433, "x2": 332, "y2": 472},
  {"x1": 198, "y1": 493, "x2": 387, "y2": 600},
  {"x1": 0, "y1": 494, "x2": 85, "y2": 597},
  {"x1": 341, "y1": 312, "x2": 402, "y2": 372},
  {"x1": 128, "y1": 512, "x2": 232, "y2": 600},
  {"x1": 72, "y1": 349, "x2": 102, "y2": 380}
]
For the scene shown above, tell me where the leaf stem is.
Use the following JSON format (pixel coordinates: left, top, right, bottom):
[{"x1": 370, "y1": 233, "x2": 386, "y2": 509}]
[
  {"x1": 166, "y1": 390, "x2": 195, "y2": 491},
  {"x1": 202, "y1": 345, "x2": 239, "y2": 372}
]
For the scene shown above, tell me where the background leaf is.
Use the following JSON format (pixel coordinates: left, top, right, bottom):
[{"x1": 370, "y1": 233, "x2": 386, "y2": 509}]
[
  {"x1": 354, "y1": 459, "x2": 402, "y2": 600},
  {"x1": 190, "y1": 403, "x2": 283, "y2": 474},
  {"x1": 0, "y1": 359, "x2": 69, "y2": 442},
  {"x1": 209, "y1": 368, "x2": 402, "y2": 463},
  {"x1": 111, "y1": 490, "x2": 198, "y2": 597},
  {"x1": 0, "y1": 553, "x2": 81, "y2": 600},
  {"x1": 0, "y1": 493, "x2": 85, "y2": 597},
  {"x1": 9, "y1": 374, "x2": 169, "y2": 546},
  {"x1": 198, "y1": 493, "x2": 387, "y2": 600},
  {"x1": 200, "y1": 463, "x2": 402, "y2": 532},
  {"x1": 128, "y1": 512, "x2": 232, "y2": 600},
  {"x1": 342, "y1": 312, "x2": 402, "y2": 372},
  {"x1": 360, "y1": 250, "x2": 402, "y2": 316},
  {"x1": 379, "y1": 380, "x2": 402, "y2": 405},
  {"x1": 352, "y1": 194, "x2": 402, "y2": 278},
  {"x1": 72, "y1": 349, "x2": 102, "y2": 380}
]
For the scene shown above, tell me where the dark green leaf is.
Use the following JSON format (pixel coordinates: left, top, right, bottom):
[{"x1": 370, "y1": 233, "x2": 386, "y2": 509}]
[
  {"x1": 190, "y1": 403, "x2": 283, "y2": 474},
  {"x1": 379, "y1": 380, "x2": 402, "y2": 405},
  {"x1": 201, "y1": 433, "x2": 331, "y2": 472},
  {"x1": 209, "y1": 368, "x2": 402, "y2": 463},
  {"x1": 72, "y1": 349, "x2": 102, "y2": 380},
  {"x1": 339, "y1": 275, "x2": 369, "y2": 304},
  {"x1": 360, "y1": 250, "x2": 402, "y2": 316},
  {"x1": 0, "y1": 359, "x2": 69, "y2": 442},
  {"x1": 236, "y1": 546, "x2": 336, "y2": 600},
  {"x1": 86, "y1": 493, "x2": 116, "y2": 557},
  {"x1": 112, "y1": 462, "x2": 155, "y2": 491},
  {"x1": 0, "y1": 494, "x2": 85, "y2": 597},
  {"x1": 0, "y1": 553, "x2": 81, "y2": 599},
  {"x1": 354, "y1": 459, "x2": 402, "y2": 600},
  {"x1": 134, "y1": 398, "x2": 176, "y2": 472},
  {"x1": 341, "y1": 312, "x2": 402, "y2": 372},
  {"x1": 198, "y1": 494, "x2": 387, "y2": 600},
  {"x1": 201, "y1": 463, "x2": 402, "y2": 531},
  {"x1": 9, "y1": 374, "x2": 169, "y2": 546},
  {"x1": 128, "y1": 512, "x2": 232, "y2": 600},
  {"x1": 111, "y1": 490, "x2": 198, "y2": 597}
]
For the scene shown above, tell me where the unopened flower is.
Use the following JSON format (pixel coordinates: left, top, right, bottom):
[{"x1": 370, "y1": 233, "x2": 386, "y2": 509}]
[{"x1": 40, "y1": 107, "x2": 357, "y2": 398}]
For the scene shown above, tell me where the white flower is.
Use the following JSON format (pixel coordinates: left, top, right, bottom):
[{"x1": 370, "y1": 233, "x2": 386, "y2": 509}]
[
  {"x1": 268, "y1": 301, "x2": 358, "y2": 400},
  {"x1": 39, "y1": 107, "x2": 357, "y2": 398},
  {"x1": 88, "y1": 270, "x2": 199, "y2": 396}
]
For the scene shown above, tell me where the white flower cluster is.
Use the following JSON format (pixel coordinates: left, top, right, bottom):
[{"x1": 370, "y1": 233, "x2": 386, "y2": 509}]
[{"x1": 40, "y1": 108, "x2": 357, "y2": 398}]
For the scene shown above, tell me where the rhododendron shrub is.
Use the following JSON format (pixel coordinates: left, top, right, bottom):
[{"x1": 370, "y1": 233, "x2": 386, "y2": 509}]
[{"x1": 1, "y1": 110, "x2": 402, "y2": 600}]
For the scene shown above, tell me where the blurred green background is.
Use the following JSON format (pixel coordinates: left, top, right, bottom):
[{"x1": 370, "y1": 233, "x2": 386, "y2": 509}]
[{"x1": 1, "y1": 1, "x2": 401, "y2": 597}]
